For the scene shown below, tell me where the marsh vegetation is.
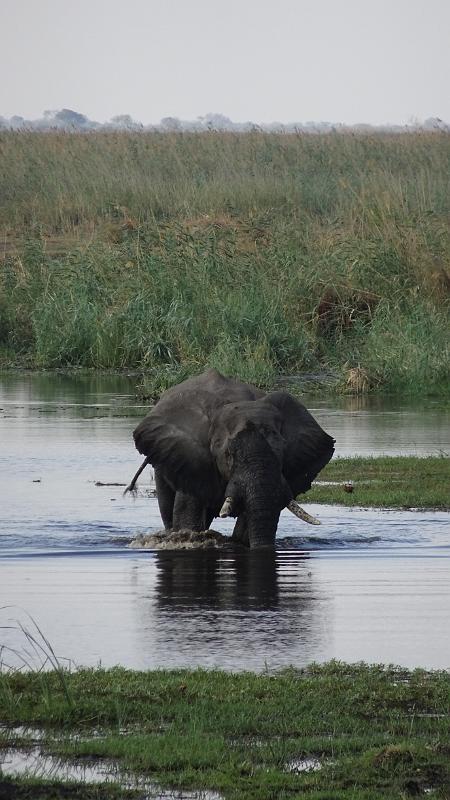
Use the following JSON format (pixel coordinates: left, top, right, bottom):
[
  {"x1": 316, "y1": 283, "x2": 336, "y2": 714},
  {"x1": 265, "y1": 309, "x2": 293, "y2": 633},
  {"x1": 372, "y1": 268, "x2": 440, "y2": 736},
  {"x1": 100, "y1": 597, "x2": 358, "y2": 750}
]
[
  {"x1": 1, "y1": 664, "x2": 449, "y2": 799},
  {"x1": 307, "y1": 455, "x2": 450, "y2": 509},
  {"x1": 0, "y1": 131, "x2": 448, "y2": 395}
]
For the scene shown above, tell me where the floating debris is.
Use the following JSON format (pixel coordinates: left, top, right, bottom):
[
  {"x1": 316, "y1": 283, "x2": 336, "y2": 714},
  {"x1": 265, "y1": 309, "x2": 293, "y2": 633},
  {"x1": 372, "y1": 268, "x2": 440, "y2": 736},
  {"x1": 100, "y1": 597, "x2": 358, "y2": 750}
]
[{"x1": 95, "y1": 481, "x2": 127, "y2": 487}]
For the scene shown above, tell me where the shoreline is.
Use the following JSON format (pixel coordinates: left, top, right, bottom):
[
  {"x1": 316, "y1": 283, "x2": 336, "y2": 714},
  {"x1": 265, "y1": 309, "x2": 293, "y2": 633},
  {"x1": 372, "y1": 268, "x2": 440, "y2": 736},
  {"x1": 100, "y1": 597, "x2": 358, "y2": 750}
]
[{"x1": 1, "y1": 364, "x2": 449, "y2": 400}]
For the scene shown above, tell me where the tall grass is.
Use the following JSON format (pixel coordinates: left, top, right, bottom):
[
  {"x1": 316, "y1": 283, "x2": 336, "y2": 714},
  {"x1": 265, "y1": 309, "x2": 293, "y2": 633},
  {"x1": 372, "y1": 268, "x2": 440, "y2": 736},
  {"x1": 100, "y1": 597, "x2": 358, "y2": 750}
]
[
  {"x1": 1, "y1": 130, "x2": 449, "y2": 229},
  {"x1": 0, "y1": 131, "x2": 449, "y2": 394}
]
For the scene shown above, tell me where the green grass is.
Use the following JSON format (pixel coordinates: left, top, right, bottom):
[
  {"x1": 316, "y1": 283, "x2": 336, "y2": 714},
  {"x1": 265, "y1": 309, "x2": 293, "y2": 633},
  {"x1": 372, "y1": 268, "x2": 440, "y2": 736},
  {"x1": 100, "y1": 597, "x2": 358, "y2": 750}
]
[
  {"x1": 0, "y1": 663, "x2": 449, "y2": 799},
  {"x1": 0, "y1": 130, "x2": 449, "y2": 395},
  {"x1": 0, "y1": 781, "x2": 133, "y2": 800},
  {"x1": 307, "y1": 455, "x2": 450, "y2": 509}
]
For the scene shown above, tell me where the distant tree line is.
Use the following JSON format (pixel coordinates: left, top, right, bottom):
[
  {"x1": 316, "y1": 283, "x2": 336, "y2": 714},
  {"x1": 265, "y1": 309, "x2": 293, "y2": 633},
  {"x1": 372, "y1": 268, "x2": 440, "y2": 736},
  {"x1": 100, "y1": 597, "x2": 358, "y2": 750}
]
[{"x1": 0, "y1": 108, "x2": 448, "y2": 133}]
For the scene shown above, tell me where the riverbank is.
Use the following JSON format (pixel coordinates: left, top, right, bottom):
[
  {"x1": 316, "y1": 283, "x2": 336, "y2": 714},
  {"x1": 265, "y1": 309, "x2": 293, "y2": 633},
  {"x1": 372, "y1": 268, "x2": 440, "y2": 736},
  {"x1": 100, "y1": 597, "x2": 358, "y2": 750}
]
[
  {"x1": 0, "y1": 663, "x2": 449, "y2": 799},
  {"x1": 307, "y1": 455, "x2": 450, "y2": 510},
  {"x1": 1, "y1": 130, "x2": 449, "y2": 396}
]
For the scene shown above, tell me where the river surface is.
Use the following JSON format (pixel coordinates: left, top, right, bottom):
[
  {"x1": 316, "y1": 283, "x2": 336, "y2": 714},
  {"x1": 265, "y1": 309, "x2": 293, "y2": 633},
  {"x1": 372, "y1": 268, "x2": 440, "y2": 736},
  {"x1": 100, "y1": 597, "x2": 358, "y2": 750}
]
[{"x1": 0, "y1": 372, "x2": 449, "y2": 672}]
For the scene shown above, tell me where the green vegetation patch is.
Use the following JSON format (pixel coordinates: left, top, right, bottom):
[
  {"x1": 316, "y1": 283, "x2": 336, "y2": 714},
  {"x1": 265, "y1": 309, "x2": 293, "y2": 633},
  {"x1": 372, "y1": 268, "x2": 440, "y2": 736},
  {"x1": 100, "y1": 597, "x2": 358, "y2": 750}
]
[
  {"x1": 0, "y1": 131, "x2": 449, "y2": 395},
  {"x1": 0, "y1": 780, "x2": 135, "y2": 800},
  {"x1": 1, "y1": 663, "x2": 449, "y2": 798},
  {"x1": 307, "y1": 455, "x2": 450, "y2": 509}
]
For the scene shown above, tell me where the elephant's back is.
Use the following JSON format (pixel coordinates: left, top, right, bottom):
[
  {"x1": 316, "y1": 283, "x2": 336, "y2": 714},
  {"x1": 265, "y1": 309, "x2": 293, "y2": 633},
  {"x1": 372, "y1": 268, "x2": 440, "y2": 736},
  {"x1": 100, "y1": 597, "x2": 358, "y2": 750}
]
[
  {"x1": 155, "y1": 368, "x2": 264, "y2": 418},
  {"x1": 133, "y1": 369, "x2": 264, "y2": 463}
]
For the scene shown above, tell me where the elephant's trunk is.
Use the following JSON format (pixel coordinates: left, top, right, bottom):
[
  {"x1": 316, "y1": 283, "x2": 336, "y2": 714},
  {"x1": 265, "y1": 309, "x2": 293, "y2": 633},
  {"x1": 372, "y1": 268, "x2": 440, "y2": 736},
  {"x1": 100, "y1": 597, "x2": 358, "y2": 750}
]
[
  {"x1": 244, "y1": 499, "x2": 281, "y2": 549},
  {"x1": 225, "y1": 427, "x2": 289, "y2": 549}
]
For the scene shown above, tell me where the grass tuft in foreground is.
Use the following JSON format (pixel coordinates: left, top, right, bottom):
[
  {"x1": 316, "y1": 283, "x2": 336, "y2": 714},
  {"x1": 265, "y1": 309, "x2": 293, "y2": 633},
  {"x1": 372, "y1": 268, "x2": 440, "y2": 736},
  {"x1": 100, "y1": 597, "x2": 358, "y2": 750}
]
[{"x1": 0, "y1": 663, "x2": 449, "y2": 798}]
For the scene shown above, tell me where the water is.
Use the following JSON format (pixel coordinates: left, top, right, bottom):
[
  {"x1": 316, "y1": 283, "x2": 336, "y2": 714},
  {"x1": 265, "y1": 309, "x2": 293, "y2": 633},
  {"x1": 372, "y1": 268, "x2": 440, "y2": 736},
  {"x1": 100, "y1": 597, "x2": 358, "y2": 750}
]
[
  {"x1": 0, "y1": 372, "x2": 449, "y2": 672},
  {"x1": 0, "y1": 746, "x2": 221, "y2": 798},
  {"x1": 309, "y1": 395, "x2": 449, "y2": 457}
]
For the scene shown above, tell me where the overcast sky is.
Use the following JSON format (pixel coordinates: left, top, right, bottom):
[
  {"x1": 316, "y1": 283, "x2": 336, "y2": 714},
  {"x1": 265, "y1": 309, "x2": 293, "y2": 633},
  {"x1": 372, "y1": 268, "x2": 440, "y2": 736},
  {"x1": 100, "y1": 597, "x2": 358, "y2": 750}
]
[{"x1": 1, "y1": 0, "x2": 449, "y2": 125}]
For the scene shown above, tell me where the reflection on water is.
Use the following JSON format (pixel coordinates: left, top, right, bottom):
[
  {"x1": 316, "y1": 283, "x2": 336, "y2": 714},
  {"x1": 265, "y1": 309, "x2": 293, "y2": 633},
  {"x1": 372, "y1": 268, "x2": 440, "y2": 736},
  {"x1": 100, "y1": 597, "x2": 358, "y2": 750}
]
[
  {"x1": 309, "y1": 395, "x2": 450, "y2": 457},
  {"x1": 1, "y1": 545, "x2": 449, "y2": 671},
  {"x1": 155, "y1": 550, "x2": 286, "y2": 610},
  {"x1": 145, "y1": 550, "x2": 325, "y2": 670},
  {"x1": 0, "y1": 747, "x2": 125, "y2": 786},
  {"x1": 0, "y1": 551, "x2": 327, "y2": 672},
  {"x1": 0, "y1": 370, "x2": 141, "y2": 410}
]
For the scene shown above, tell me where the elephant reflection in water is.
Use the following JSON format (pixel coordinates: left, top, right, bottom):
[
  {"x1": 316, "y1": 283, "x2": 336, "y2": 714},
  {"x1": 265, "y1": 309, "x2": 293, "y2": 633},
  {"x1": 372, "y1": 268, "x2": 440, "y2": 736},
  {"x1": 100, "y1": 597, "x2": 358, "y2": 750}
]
[
  {"x1": 155, "y1": 549, "x2": 282, "y2": 611},
  {"x1": 134, "y1": 550, "x2": 327, "y2": 669}
]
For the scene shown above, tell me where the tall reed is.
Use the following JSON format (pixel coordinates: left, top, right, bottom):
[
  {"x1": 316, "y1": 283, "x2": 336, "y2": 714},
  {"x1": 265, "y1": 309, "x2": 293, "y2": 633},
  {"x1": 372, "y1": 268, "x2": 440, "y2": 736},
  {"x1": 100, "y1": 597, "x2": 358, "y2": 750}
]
[{"x1": 0, "y1": 131, "x2": 448, "y2": 394}]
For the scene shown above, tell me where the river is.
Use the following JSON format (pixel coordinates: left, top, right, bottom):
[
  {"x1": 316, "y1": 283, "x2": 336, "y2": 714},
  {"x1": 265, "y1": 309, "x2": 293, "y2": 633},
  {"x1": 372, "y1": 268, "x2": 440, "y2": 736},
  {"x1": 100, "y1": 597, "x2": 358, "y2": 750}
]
[{"x1": 0, "y1": 372, "x2": 449, "y2": 671}]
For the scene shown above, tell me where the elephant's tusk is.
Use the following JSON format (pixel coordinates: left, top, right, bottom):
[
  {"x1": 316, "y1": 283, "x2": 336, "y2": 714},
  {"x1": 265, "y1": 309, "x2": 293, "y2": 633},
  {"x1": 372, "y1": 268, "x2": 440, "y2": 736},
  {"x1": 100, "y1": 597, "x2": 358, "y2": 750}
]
[
  {"x1": 219, "y1": 496, "x2": 234, "y2": 517},
  {"x1": 287, "y1": 500, "x2": 321, "y2": 525}
]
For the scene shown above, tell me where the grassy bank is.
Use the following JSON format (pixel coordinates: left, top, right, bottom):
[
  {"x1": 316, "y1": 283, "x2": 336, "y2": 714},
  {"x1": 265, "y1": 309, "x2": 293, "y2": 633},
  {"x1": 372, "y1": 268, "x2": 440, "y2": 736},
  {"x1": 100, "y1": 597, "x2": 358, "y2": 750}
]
[
  {"x1": 0, "y1": 131, "x2": 449, "y2": 395},
  {"x1": 307, "y1": 455, "x2": 450, "y2": 510},
  {"x1": 1, "y1": 663, "x2": 449, "y2": 798}
]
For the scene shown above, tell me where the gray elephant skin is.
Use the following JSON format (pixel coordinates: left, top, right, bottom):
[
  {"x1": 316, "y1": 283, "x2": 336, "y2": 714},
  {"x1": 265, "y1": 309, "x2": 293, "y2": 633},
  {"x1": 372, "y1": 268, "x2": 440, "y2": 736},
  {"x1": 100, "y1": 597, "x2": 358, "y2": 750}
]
[{"x1": 129, "y1": 369, "x2": 335, "y2": 549}]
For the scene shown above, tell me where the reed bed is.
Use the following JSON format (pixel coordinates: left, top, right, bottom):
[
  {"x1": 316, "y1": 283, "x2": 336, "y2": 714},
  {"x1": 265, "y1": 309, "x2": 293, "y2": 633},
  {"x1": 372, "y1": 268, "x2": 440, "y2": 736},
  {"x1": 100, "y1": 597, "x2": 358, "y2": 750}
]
[{"x1": 0, "y1": 130, "x2": 448, "y2": 394}]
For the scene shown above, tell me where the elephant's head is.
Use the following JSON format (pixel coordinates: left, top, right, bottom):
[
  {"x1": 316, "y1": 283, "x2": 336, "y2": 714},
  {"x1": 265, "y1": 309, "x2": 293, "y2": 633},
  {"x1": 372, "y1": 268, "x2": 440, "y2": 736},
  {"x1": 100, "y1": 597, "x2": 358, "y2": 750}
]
[
  {"x1": 208, "y1": 397, "x2": 326, "y2": 548},
  {"x1": 131, "y1": 370, "x2": 335, "y2": 550}
]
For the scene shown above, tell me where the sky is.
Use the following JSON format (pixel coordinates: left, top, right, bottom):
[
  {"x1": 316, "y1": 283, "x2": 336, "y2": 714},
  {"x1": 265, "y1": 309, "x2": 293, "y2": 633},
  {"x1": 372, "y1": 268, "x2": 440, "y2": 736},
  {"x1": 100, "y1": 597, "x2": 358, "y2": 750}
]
[{"x1": 1, "y1": 0, "x2": 449, "y2": 126}]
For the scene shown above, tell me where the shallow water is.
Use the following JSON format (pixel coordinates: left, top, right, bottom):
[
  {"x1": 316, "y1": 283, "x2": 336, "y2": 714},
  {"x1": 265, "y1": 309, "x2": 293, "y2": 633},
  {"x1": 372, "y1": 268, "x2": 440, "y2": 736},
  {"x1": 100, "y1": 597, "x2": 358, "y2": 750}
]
[
  {"x1": 0, "y1": 740, "x2": 319, "y2": 791},
  {"x1": 1, "y1": 542, "x2": 449, "y2": 671},
  {"x1": 0, "y1": 745, "x2": 221, "y2": 798},
  {"x1": 0, "y1": 372, "x2": 449, "y2": 671}
]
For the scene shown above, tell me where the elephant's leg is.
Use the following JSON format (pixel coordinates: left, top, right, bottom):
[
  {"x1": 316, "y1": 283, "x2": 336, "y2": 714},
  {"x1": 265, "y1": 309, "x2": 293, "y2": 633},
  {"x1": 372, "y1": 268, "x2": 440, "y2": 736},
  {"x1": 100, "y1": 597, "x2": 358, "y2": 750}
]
[
  {"x1": 172, "y1": 491, "x2": 207, "y2": 532},
  {"x1": 231, "y1": 514, "x2": 250, "y2": 547},
  {"x1": 204, "y1": 509, "x2": 215, "y2": 530},
  {"x1": 155, "y1": 469, "x2": 175, "y2": 530}
]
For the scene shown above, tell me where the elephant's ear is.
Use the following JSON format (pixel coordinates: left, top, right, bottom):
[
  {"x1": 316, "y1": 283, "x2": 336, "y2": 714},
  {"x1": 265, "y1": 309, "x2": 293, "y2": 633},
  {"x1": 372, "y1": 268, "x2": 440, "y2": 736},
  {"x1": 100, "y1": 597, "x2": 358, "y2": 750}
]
[
  {"x1": 264, "y1": 391, "x2": 335, "y2": 496},
  {"x1": 133, "y1": 411, "x2": 219, "y2": 502}
]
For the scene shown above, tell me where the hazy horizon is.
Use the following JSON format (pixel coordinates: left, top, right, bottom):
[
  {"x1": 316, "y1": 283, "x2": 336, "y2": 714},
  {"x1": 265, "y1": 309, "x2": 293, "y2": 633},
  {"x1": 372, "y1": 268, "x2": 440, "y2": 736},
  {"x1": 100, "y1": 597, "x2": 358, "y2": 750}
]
[
  {"x1": 1, "y1": 108, "x2": 449, "y2": 133},
  {"x1": 1, "y1": 0, "x2": 449, "y2": 127}
]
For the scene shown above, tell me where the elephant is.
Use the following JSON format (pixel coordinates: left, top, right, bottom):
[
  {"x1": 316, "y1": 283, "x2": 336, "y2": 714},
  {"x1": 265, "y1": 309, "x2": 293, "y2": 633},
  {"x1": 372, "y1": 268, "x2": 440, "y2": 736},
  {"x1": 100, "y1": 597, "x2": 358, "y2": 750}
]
[{"x1": 126, "y1": 369, "x2": 335, "y2": 549}]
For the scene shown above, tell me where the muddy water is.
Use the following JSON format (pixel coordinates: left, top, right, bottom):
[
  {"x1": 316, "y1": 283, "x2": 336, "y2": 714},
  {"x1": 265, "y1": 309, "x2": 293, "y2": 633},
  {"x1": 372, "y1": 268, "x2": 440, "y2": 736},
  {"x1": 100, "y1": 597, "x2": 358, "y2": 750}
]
[{"x1": 0, "y1": 372, "x2": 449, "y2": 672}]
